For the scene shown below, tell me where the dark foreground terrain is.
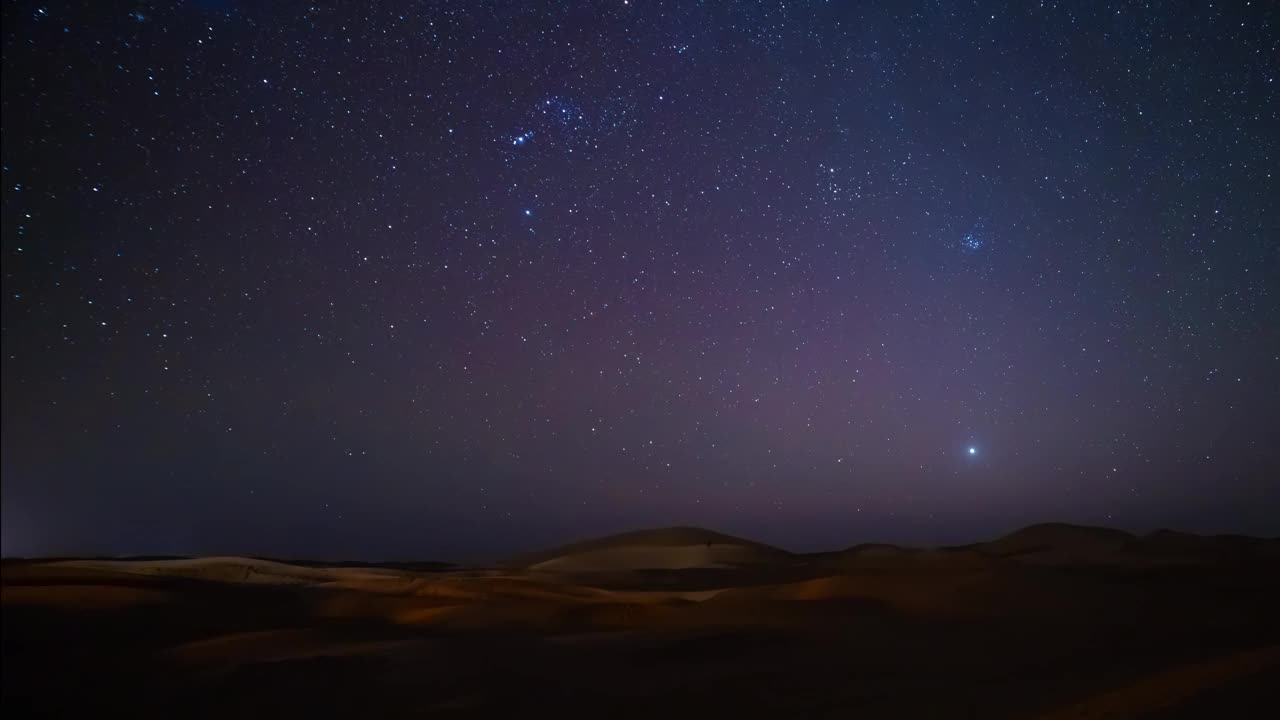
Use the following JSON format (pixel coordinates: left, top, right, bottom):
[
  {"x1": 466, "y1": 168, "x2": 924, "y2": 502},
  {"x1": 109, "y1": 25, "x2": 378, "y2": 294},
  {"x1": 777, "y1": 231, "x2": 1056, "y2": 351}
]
[{"x1": 4, "y1": 524, "x2": 1279, "y2": 718}]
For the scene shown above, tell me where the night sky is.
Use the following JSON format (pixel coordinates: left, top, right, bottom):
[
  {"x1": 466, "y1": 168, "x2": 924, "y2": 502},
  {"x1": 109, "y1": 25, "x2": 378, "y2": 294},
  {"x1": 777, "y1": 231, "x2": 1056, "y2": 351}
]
[{"x1": 3, "y1": 1, "x2": 1277, "y2": 560}]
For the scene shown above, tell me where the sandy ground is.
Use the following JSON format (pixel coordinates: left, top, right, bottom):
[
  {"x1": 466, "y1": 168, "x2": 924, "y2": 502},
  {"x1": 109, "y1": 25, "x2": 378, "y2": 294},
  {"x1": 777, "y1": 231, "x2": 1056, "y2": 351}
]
[{"x1": 3, "y1": 525, "x2": 1278, "y2": 718}]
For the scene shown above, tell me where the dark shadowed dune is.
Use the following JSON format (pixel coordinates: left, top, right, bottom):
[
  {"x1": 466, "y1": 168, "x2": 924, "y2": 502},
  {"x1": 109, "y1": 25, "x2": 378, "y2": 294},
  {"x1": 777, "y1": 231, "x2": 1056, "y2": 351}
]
[
  {"x1": 263, "y1": 559, "x2": 457, "y2": 572},
  {"x1": 511, "y1": 526, "x2": 793, "y2": 571},
  {"x1": 814, "y1": 543, "x2": 994, "y2": 571},
  {"x1": 1137, "y1": 529, "x2": 1280, "y2": 560},
  {"x1": 949, "y1": 523, "x2": 1280, "y2": 568},
  {"x1": 970, "y1": 522, "x2": 1136, "y2": 560},
  {"x1": 5, "y1": 523, "x2": 1280, "y2": 719}
]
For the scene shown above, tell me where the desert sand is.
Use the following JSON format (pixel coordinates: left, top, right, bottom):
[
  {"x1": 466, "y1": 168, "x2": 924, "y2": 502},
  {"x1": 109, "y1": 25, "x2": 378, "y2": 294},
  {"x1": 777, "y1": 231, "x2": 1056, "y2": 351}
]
[{"x1": 4, "y1": 523, "x2": 1278, "y2": 718}]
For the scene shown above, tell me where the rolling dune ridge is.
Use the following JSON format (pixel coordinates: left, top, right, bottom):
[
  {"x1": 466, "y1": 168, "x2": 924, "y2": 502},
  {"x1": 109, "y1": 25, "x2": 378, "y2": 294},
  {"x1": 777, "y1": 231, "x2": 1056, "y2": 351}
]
[{"x1": 5, "y1": 524, "x2": 1279, "y2": 718}]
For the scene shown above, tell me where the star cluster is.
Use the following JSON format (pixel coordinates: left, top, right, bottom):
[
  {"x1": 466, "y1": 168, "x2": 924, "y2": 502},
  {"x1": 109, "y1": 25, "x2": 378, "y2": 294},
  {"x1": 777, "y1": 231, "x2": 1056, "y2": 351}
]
[{"x1": 2, "y1": 1, "x2": 1277, "y2": 558}]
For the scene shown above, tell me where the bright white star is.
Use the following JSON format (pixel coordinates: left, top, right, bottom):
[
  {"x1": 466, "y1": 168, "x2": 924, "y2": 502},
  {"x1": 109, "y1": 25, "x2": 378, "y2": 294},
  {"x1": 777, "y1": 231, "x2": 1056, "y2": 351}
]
[{"x1": 968, "y1": 447, "x2": 977, "y2": 455}]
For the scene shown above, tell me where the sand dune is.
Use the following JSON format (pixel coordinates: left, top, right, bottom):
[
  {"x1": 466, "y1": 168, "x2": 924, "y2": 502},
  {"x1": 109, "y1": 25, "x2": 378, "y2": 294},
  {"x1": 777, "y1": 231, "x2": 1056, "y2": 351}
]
[
  {"x1": 956, "y1": 523, "x2": 1280, "y2": 568},
  {"x1": 967, "y1": 522, "x2": 1136, "y2": 563},
  {"x1": 516, "y1": 526, "x2": 791, "y2": 571},
  {"x1": 530, "y1": 543, "x2": 780, "y2": 572},
  {"x1": 52, "y1": 557, "x2": 344, "y2": 584},
  {"x1": 1, "y1": 583, "x2": 174, "y2": 611},
  {"x1": 163, "y1": 628, "x2": 422, "y2": 665},
  {"x1": 1038, "y1": 645, "x2": 1280, "y2": 719},
  {"x1": 816, "y1": 544, "x2": 994, "y2": 571},
  {"x1": 47, "y1": 556, "x2": 408, "y2": 586},
  {"x1": 1136, "y1": 528, "x2": 1280, "y2": 563},
  {"x1": 5, "y1": 523, "x2": 1278, "y2": 718}
]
